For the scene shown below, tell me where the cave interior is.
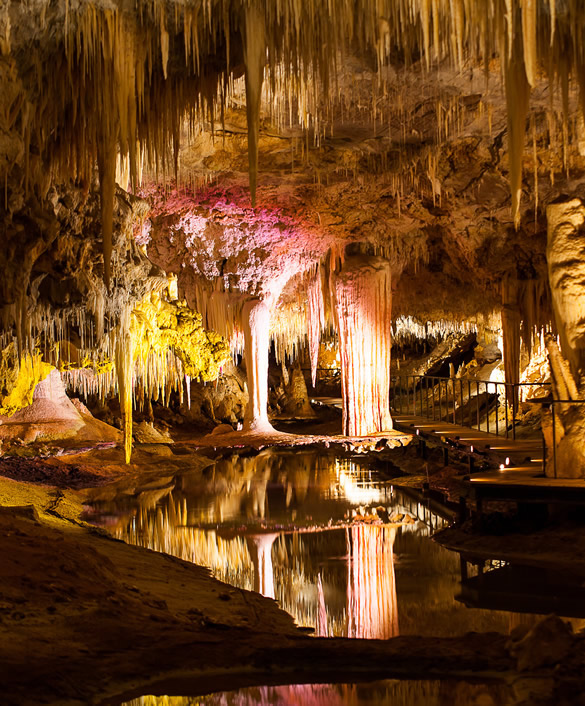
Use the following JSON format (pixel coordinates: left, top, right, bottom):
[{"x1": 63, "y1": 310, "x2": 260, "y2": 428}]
[{"x1": 3, "y1": 1, "x2": 585, "y2": 704}]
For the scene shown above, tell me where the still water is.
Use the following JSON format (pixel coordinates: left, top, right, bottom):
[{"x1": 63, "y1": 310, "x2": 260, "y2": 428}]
[
  {"x1": 86, "y1": 447, "x2": 538, "y2": 638},
  {"x1": 122, "y1": 679, "x2": 513, "y2": 706}
]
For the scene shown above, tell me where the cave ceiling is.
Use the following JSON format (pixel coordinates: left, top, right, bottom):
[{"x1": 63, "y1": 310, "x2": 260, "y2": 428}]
[{"x1": 1, "y1": 0, "x2": 585, "y2": 353}]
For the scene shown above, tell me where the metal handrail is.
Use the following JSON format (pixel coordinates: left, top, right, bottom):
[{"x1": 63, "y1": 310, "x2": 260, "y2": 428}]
[
  {"x1": 534, "y1": 397, "x2": 585, "y2": 478},
  {"x1": 391, "y1": 374, "x2": 551, "y2": 441}
]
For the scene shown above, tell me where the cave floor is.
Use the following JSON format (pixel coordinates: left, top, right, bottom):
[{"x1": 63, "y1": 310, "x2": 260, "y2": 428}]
[
  {"x1": 1, "y1": 440, "x2": 585, "y2": 705},
  {"x1": 0, "y1": 467, "x2": 521, "y2": 706}
]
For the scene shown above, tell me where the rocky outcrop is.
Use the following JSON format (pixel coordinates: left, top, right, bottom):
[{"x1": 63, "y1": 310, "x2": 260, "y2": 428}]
[
  {"x1": 181, "y1": 360, "x2": 249, "y2": 428},
  {"x1": 0, "y1": 370, "x2": 119, "y2": 446}
]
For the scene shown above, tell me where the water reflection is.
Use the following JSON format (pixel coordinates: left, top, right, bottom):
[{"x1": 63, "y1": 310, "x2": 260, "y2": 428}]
[
  {"x1": 347, "y1": 526, "x2": 398, "y2": 639},
  {"x1": 86, "y1": 448, "x2": 533, "y2": 637},
  {"x1": 123, "y1": 679, "x2": 513, "y2": 706}
]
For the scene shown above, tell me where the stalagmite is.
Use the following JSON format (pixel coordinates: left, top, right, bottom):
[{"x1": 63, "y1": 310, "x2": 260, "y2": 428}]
[
  {"x1": 243, "y1": 1, "x2": 265, "y2": 207},
  {"x1": 333, "y1": 255, "x2": 393, "y2": 437},
  {"x1": 242, "y1": 299, "x2": 273, "y2": 433}
]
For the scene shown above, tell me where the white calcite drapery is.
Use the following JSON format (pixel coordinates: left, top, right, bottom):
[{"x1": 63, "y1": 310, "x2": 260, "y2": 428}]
[
  {"x1": 333, "y1": 255, "x2": 393, "y2": 436},
  {"x1": 242, "y1": 299, "x2": 274, "y2": 433}
]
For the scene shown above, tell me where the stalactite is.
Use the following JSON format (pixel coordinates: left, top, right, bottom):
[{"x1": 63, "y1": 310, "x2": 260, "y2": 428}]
[
  {"x1": 97, "y1": 132, "x2": 117, "y2": 291},
  {"x1": 503, "y1": 7, "x2": 531, "y2": 229},
  {"x1": 243, "y1": 1, "x2": 266, "y2": 207},
  {"x1": 333, "y1": 255, "x2": 393, "y2": 437},
  {"x1": 521, "y1": 0, "x2": 537, "y2": 87}
]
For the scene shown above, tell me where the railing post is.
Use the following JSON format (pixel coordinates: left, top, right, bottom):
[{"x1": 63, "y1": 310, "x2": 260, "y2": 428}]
[
  {"x1": 420, "y1": 376, "x2": 424, "y2": 419},
  {"x1": 460, "y1": 378, "x2": 464, "y2": 426},
  {"x1": 452, "y1": 378, "x2": 456, "y2": 425},
  {"x1": 432, "y1": 378, "x2": 436, "y2": 421},
  {"x1": 438, "y1": 379, "x2": 443, "y2": 421},
  {"x1": 495, "y1": 383, "x2": 499, "y2": 437},
  {"x1": 476, "y1": 381, "x2": 480, "y2": 430},
  {"x1": 485, "y1": 382, "x2": 490, "y2": 434},
  {"x1": 467, "y1": 379, "x2": 472, "y2": 428}
]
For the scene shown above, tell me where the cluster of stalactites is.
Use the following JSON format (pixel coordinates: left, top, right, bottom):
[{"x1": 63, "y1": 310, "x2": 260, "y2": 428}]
[
  {"x1": 14, "y1": 0, "x2": 585, "y2": 277},
  {"x1": 500, "y1": 273, "x2": 555, "y2": 395},
  {"x1": 391, "y1": 316, "x2": 478, "y2": 345},
  {"x1": 61, "y1": 291, "x2": 230, "y2": 462}
]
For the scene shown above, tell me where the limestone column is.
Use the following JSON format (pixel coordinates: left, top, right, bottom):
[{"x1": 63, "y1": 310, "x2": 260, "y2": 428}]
[
  {"x1": 544, "y1": 199, "x2": 585, "y2": 477},
  {"x1": 547, "y1": 199, "x2": 585, "y2": 377},
  {"x1": 333, "y1": 255, "x2": 393, "y2": 436},
  {"x1": 242, "y1": 299, "x2": 273, "y2": 432}
]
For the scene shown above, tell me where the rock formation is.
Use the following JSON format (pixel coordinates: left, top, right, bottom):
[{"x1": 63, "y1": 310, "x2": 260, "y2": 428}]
[{"x1": 1, "y1": 1, "x2": 585, "y2": 461}]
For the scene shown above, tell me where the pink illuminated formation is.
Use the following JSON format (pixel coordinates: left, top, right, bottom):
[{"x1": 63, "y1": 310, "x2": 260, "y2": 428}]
[
  {"x1": 334, "y1": 256, "x2": 393, "y2": 436},
  {"x1": 144, "y1": 185, "x2": 332, "y2": 321},
  {"x1": 347, "y1": 525, "x2": 399, "y2": 640},
  {"x1": 143, "y1": 185, "x2": 396, "y2": 438}
]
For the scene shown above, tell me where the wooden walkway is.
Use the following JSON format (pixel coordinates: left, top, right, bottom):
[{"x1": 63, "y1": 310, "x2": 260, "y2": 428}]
[
  {"x1": 392, "y1": 412, "x2": 544, "y2": 470},
  {"x1": 311, "y1": 399, "x2": 585, "y2": 506},
  {"x1": 392, "y1": 412, "x2": 585, "y2": 508}
]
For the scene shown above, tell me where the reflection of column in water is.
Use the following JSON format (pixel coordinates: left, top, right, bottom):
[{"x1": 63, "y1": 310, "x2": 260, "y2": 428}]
[
  {"x1": 246, "y1": 533, "x2": 278, "y2": 599},
  {"x1": 316, "y1": 573, "x2": 328, "y2": 637},
  {"x1": 347, "y1": 525, "x2": 399, "y2": 639}
]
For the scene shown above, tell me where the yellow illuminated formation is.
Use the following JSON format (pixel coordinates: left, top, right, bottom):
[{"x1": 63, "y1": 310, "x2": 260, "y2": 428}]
[{"x1": 0, "y1": 345, "x2": 53, "y2": 417}]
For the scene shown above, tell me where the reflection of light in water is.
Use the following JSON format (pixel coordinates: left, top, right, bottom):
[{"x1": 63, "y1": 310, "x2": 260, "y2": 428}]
[
  {"x1": 101, "y1": 453, "x2": 466, "y2": 640},
  {"x1": 123, "y1": 679, "x2": 513, "y2": 706},
  {"x1": 347, "y1": 525, "x2": 399, "y2": 639},
  {"x1": 333, "y1": 459, "x2": 387, "y2": 506}
]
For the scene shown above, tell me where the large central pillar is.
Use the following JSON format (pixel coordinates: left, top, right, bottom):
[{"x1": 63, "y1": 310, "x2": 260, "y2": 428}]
[
  {"x1": 242, "y1": 298, "x2": 273, "y2": 433},
  {"x1": 333, "y1": 255, "x2": 393, "y2": 436}
]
